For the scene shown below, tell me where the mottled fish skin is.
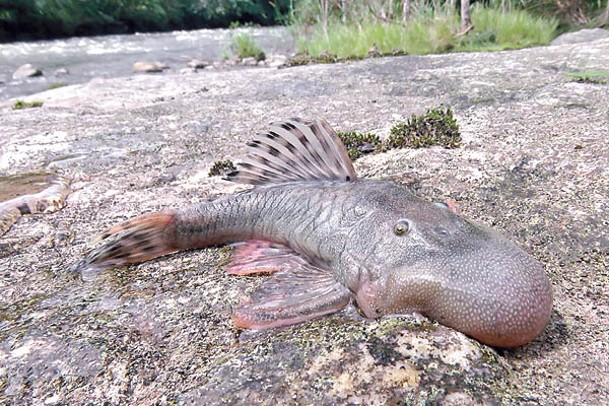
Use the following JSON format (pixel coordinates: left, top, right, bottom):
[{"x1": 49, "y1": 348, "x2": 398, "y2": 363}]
[{"x1": 76, "y1": 118, "x2": 552, "y2": 348}]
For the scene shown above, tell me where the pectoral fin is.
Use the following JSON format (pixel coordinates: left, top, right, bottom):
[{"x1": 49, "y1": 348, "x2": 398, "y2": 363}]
[
  {"x1": 227, "y1": 240, "x2": 309, "y2": 275},
  {"x1": 231, "y1": 262, "x2": 352, "y2": 329}
]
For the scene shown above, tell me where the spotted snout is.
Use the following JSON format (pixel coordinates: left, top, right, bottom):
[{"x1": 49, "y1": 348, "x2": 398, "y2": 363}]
[{"x1": 427, "y1": 240, "x2": 553, "y2": 347}]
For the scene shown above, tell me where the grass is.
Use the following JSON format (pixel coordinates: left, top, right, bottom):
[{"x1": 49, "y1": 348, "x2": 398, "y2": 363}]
[
  {"x1": 565, "y1": 71, "x2": 609, "y2": 84},
  {"x1": 297, "y1": 6, "x2": 558, "y2": 58},
  {"x1": 231, "y1": 33, "x2": 266, "y2": 61},
  {"x1": 12, "y1": 100, "x2": 43, "y2": 110},
  {"x1": 459, "y1": 7, "x2": 558, "y2": 51}
]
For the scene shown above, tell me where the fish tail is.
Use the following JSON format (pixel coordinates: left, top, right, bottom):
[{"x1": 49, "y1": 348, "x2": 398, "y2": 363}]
[{"x1": 74, "y1": 211, "x2": 180, "y2": 272}]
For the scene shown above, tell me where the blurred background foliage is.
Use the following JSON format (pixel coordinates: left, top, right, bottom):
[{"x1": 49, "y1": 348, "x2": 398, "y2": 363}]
[
  {"x1": 0, "y1": 0, "x2": 607, "y2": 43},
  {"x1": 0, "y1": 0, "x2": 292, "y2": 41}
]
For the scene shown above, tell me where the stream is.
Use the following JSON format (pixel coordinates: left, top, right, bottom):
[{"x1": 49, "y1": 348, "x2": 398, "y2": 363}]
[{"x1": 0, "y1": 26, "x2": 294, "y2": 101}]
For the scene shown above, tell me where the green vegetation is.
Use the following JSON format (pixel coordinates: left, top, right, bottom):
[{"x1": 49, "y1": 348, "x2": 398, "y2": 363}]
[
  {"x1": 207, "y1": 109, "x2": 460, "y2": 167},
  {"x1": 48, "y1": 82, "x2": 68, "y2": 90},
  {"x1": 208, "y1": 159, "x2": 236, "y2": 177},
  {"x1": 12, "y1": 100, "x2": 43, "y2": 110},
  {"x1": 337, "y1": 131, "x2": 382, "y2": 160},
  {"x1": 298, "y1": 6, "x2": 559, "y2": 58},
  {"x1": 387, "y1": 106, "x2": 461, "y2": 149},
  {"x1": 231, "y1": 33, "x2": 266, "y2": 61},
  {"x1": 566, "y1": 71, "x2": 609, "y2": 84},
  {"x1": 0, "y1": 0, "x2": 293, "y2": 42},
  {"x1": 459, "y1": 7, "x2": 558, "y2": 50},
  {"x1": 1, "y1": 0, "x2": 606, "y2": 52},
  {"x1": 336, "y1": 106, "x2": 461, "y2": 162}
]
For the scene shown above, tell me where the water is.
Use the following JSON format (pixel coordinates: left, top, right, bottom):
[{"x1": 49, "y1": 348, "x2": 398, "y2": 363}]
[{"x1": 0, "y1": 27, "x2": 294, "y2": 101}]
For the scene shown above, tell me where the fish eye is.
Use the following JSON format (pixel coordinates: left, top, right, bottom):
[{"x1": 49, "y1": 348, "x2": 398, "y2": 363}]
[
  {"x1": 435, "y1": 226, "x2": 449, "y2": 237},
  {"x1": 393, "y1": 220, "x2": 409, "y2": 236}
]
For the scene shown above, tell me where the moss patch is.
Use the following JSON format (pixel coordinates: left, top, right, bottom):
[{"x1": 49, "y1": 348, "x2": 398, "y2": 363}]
[
  {"x1": 566, "y1": 71, "x2": 609, "y2": 84},
  {"x1": 336, "y1": 106, "x2": 461, "y2": 163},
  {"x1": 387, "y1": 106, "x2": 461, "y2": 149},
  {"x1": 337, "y1": 131, "x2": 383, "y2": 160},
  {"x1": 285, "y1": 49, "x2": 407, "y2": 67},
  {"x1": 12, "y1": 100, "x2": 43, "y2": 110},
  {"x1": 208, "y1": 159, "x2": 237, "y2": 177}
]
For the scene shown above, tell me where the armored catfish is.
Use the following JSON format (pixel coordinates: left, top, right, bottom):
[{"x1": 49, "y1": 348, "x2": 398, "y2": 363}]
[{"x1": 76, "y1": 118, "x2": 553, "y2": 347}]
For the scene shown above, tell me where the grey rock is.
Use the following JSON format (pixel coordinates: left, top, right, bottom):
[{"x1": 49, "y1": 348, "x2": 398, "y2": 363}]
[
  {"x1": 187, "y1": 59, "x2": 209, "y2": 69},
  {"x1": 266, "y1": 54, "x2": 288, "y2": 68},
  {"x1": 551, "y1": 28, "x2": 609, "y2": 45},
  {"x1": 54, "y1": 68, "x2": 70, "y2": 76},
  {"x1": 241, "y1": 57, "x2": 258, "y2": 66},
  {"x1": 368, "y1": 44, "x2": 382, "y2": 57},
  {"x1": 132, "y1": 61, "x2": 168, "y2": 73},
  {"x1": 1, "y1": 38, "x2": 608, "y2": 404},
  {"x1": 12, "y1": 63, "x2": 43, "y2": 80}
]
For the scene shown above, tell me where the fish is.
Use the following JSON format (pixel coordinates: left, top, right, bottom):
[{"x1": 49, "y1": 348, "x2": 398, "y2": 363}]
[{"x1": 75, "y1": 118, "x2": 553, "y2": 348}]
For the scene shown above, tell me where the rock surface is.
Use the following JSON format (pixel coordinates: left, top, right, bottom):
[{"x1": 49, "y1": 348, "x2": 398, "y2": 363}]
[
  {"x1": 53, "y1": 68, "x2": 70, "y2": 76},
  {"x1": 12, "y1": 64, "x2": 43, "y2": 80},
  {"x1": 0, "y1": 37, "x2": 608, "y2": 404},
  {"x1": 551, "y1": 28, "x2": 609, "y2": 45},
  {"x1": 187, "y1": 59, "x2": 209, "y2": 69},
  {"x1": 132, "y1": 61, "x2": 168, "y2": 73}
]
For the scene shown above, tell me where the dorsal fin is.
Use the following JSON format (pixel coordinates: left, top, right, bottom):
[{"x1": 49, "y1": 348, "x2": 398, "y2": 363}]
[{"x1": 227, "y1": 118, "x2": 357, "y2": 185}]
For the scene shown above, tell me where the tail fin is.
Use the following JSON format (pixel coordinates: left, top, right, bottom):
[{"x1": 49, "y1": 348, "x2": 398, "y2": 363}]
[{"x1": 73, "y1": 211, "x2": 179, "y2": 272}]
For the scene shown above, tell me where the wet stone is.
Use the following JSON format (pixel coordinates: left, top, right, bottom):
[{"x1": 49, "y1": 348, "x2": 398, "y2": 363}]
[{"x1": 12, "y1": 63, "x2": 43, "y2": 80}]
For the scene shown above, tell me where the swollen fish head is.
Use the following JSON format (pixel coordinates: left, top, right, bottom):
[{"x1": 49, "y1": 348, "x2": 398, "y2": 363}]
[{"x1": 354, "y1": 198, "x2": 553, "y2": 348}]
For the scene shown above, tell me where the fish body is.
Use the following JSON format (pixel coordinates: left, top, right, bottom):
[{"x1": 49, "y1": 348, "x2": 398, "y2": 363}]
[{"x1": 78, "y1": 118, "x2": 552, "y2": 347}]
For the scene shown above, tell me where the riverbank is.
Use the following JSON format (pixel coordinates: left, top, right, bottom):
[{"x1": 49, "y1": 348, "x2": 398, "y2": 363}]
[
  {"x1": 1, "y1": 35, "x2": 608, "y2": 404},
  {"x1": 0, "y1": 27, "x2": 294, "y2": 102}
]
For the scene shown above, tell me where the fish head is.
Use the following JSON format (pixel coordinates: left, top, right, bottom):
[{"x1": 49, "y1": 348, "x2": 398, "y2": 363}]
[{"x1": 352, "y1": 192, "x2": 553, "y2": 348}]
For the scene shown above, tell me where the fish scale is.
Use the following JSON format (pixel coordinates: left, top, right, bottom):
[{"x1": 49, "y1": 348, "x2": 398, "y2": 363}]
[{"x1": 76, "y1": 117, "x2": 552, "y2": 347}]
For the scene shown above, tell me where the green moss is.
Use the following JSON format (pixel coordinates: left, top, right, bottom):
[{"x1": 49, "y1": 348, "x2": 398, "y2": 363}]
[
  {"x1": 337, "y1": 131, "x2": 382, "y2": 160},
  {"x1": 387, "y1": 106, "x2": 461, "y2": 149},
  {"x1": 208, "y1": 159, "x2": 237, "y2": 177},
  {"x1": 286, "y1": 48, "x2": 407, "y2": 67},
  {"x1": 566, "y1": 71, "x2": 609, "y2": 84},
  {"x1": 331, "y1": 106, "x2": 461, "y2": 162},
  {"x1": 12, "y1": 100, "x2": 43, "y2": 110},
  {"x1": 285, "y1": 51, "x2": 337, "y2": 66},
  {"x1": 48, "y1": 82, "x2": 68, "y2": 89}
]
